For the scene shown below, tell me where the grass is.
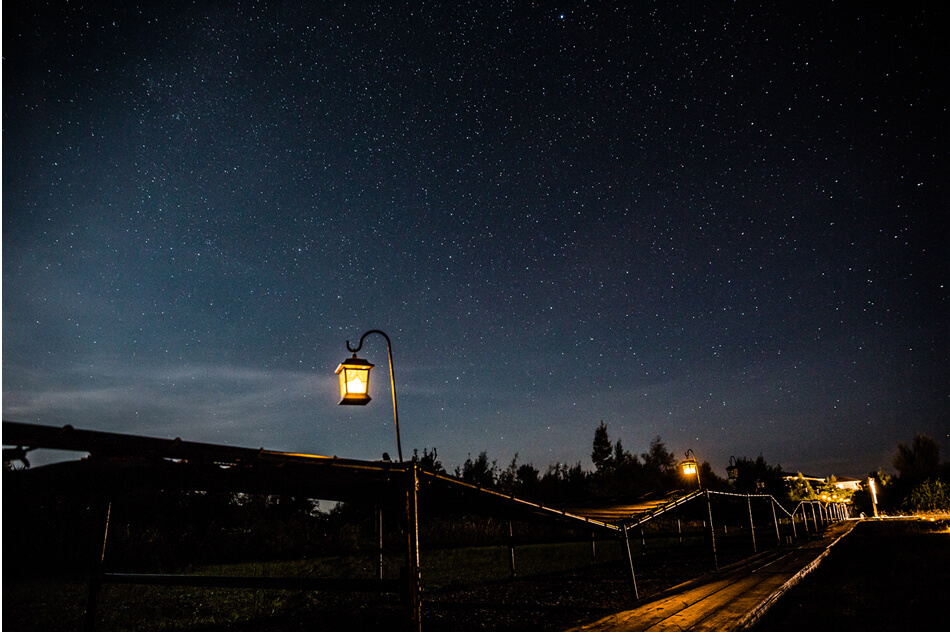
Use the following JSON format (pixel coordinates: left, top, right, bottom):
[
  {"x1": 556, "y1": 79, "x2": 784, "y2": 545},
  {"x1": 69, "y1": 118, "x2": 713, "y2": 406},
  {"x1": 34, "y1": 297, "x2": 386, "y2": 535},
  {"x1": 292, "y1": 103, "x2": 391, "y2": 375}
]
[
  {"x1": 2, "y1": 540, "x2": 628, "y2": 631},
  {"x1": 12, "y1": 518, "x2": 941, "y2": 631}
]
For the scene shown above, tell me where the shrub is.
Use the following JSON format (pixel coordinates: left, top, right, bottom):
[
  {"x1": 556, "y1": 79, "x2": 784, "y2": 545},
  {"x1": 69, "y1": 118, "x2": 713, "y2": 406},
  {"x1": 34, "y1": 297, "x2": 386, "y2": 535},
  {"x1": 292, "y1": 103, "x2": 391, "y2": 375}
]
[{"x1": 903, "y1": 479, "x2": 950, "y2": 512}]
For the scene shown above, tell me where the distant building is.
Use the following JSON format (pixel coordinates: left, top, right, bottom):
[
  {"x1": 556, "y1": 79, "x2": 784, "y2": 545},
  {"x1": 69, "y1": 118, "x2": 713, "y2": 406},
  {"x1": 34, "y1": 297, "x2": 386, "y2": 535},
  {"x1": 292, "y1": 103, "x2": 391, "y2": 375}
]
[
  {"x1": 781, "y1": 472, "x2": 864, "y2": 491},
  {"x1": 830, "y1": 476, "x2": 863, "y2": 492}
]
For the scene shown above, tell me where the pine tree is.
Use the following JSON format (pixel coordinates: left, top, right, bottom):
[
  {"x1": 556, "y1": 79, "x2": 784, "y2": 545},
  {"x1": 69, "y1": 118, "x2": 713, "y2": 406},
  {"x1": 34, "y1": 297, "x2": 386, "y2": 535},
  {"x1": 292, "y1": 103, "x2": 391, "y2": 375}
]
[{"x1": 591, "y1": 421, "x2": 613, "y2": 472}]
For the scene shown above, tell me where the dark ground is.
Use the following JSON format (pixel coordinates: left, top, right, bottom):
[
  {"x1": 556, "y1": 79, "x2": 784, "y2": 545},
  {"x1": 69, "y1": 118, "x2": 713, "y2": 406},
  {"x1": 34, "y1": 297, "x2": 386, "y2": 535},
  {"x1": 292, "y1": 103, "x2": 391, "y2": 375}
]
[
  {"x1": 198, "y1": 548, "x2": 720, "y2": 632},
  {"x1": 750, "y1": 517, "x2": 949, "y2": 632},
  {"x1": 420, "y1": 518, "x2": 950, "y2": 632},
  {"x1": 6, "y1": 518, "x2": 947, "y2": 631}
]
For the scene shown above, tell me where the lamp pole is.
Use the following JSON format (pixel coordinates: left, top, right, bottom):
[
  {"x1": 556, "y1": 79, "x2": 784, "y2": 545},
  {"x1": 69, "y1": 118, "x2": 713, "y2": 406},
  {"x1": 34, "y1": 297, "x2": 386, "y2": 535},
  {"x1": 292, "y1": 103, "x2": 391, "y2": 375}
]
[
  {"x1": 868, "y1": 477, "x2": 879, "y2": 518},
  {"x1": 345, "y1": 329, "x2": 403, "y2": 463}
]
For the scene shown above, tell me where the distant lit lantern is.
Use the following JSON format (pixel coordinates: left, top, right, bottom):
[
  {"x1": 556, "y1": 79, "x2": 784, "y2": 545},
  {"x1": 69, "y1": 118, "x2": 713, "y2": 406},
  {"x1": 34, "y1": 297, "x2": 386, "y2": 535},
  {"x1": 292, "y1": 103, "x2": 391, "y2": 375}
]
[
  {"x1": 681, "y1": 449, "x2": 702, "y2": 489},
  {"x1": 335, "y1": 354, "x2": 374, "y2": 405},
  {"x1": 726, "y1": 456, "x2": 738, "y2": 480}
]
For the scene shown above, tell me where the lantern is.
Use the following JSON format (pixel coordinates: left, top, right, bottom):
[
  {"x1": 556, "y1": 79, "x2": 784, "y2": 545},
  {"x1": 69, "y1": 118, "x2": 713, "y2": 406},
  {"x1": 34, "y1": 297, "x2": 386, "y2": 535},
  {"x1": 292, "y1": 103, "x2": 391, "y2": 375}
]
[
  {"x1": 682, "y1": 458, "x2": 698, "y2": 476},
  {"x1": 681, "y1": 449, "x2": 701, "y2": 489},
  {"x1": 335, "y1": 354, "x2": 374, "y2": 405},
  {"x1": 726, "y1": 456, "x2": 738, "y2": 480}
]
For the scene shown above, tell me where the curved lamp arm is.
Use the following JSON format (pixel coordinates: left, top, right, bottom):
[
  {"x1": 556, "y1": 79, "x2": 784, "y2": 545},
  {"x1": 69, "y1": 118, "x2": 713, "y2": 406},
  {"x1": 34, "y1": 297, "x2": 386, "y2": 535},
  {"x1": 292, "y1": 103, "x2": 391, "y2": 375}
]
[
  {"x1": 684, "y1": 448, "x2": 702, "y2": 489},
  {"x1": 347, "y1": 330, "x2": 402, "y2": 463}
]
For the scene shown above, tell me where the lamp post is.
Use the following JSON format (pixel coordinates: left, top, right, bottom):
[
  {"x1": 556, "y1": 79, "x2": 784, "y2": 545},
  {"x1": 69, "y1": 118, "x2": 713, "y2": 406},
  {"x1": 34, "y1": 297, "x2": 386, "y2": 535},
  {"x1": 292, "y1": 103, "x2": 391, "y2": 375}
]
[
  {"x1": 726, "y1": 456, "x2": 738, "y2": 481},
  {"x1": 336, "y1": 329, "x2": 403, "y2": 463},
  {"x1": 682, "y1": 449, "x2": 701, "y2": 489},
  {"x1": 868, "y1": 477, "x2": 879, "y2": 518}
]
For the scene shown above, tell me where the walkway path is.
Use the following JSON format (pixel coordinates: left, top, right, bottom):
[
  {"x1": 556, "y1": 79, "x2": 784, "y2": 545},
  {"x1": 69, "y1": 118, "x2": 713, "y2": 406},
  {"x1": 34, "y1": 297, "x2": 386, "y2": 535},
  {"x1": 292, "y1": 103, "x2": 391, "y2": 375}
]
[{"x1": 573, "y1": 519, "x2": 857, "y2": 632}]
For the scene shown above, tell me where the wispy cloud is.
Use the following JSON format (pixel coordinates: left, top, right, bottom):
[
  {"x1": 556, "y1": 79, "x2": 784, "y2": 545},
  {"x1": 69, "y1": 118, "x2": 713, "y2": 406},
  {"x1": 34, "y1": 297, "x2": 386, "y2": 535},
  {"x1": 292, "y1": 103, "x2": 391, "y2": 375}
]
[{"x1": 3, "y1": 358, "x2": 334, "y2": 448}]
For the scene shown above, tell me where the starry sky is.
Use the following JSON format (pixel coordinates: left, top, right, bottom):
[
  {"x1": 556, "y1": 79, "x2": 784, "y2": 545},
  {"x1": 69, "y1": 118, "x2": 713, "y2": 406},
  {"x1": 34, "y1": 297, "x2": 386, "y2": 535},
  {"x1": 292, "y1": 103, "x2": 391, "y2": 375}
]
[{"x1": 4, "y1": 1, "x2": 948, "y2": 480}]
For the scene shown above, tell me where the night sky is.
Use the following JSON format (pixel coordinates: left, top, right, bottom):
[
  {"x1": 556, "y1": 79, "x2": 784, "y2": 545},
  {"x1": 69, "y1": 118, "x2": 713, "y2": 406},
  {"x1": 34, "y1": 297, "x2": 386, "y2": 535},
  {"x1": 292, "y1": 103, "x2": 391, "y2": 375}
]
[{"x1": 4, "y1": 1, "x2": 948, "y2": 480}]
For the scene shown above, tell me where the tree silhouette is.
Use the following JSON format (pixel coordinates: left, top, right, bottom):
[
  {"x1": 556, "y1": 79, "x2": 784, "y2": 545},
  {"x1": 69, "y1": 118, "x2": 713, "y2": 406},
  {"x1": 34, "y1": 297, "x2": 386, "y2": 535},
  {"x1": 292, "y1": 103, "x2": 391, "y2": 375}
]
[
  {"x1": 893, "y1": 435, "x2": 941, "y2": 487},
  {"x1": 591, "y1": 421, "x2": 612, "y2": 472},
  {"x1": 786, "y1": 473, "x2": 817, "y2": 502},
  {"x1": 457, "y1": 451, "x2": 498, "y2": 488}
]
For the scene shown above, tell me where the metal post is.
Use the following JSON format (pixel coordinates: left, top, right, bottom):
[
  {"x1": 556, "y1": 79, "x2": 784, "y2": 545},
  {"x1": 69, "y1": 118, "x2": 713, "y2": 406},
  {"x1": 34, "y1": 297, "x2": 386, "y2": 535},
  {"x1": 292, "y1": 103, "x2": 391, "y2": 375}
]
[
  {"x1": 706, "y1": 490, "x2": 719, "y2": 570},
  {"x1": 590, "y1": 531, "x2": 597, "y2": 564},
  {"x1": 621, "y1": 524, "x2": 639, "y2": 601},
  {"x1": 678, "y1": 518, "x2": 682, "y2": 545},
  {"x1": 508, "y1": 521, "x2": 516, "y2": 579},
  {"x1": 770, "y1": 498, "x2": 781, "y2": 545},
  {"x1": 869, "y1": 478, "x2": 880, "y2": 518},
  {"x1": 747, "y1": 495, "x2": 757, "y2": 553},
  {"x1": 640, "y1": 528, "x2": 646, "y2": 555},
  {"x1": 789, "y1": 505, "x2": 798, "y2": 539},
  {"x1": 810, "y1": 502, "x2": 819, "y2": 532},
  {"x1": 377, "y1": 506, "x2": 384, "y2": 580},
  {"x1": 85, "y1": 501, "x2": 112, "y2": 630},
  {"x1": 405, "y1": 463, "x2": 421, "y2": 631}
]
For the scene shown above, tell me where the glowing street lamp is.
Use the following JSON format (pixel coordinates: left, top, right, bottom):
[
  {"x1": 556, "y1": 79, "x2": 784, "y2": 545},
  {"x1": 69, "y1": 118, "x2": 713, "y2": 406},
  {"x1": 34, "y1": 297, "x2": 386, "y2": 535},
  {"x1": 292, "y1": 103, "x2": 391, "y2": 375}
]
[
  {"x1": 868, "y1": 477, "x2": 880, "y2": 518},
  {"x1": 335, "y1": 355, "x2": 374, "y2": 405},
  {"x1": 682, "y1": 449, "x2": 701, "y2": 489},
  {"x1": 336, "y1": 329, "x2": 403, "y2": 462}
]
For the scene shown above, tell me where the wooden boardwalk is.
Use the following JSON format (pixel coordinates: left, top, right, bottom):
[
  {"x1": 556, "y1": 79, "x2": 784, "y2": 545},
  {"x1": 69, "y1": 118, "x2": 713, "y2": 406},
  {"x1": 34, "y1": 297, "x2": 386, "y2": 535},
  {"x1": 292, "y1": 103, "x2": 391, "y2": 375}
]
[{"x1": 574, "y1": 519, "x2": 857, "y2": 632}]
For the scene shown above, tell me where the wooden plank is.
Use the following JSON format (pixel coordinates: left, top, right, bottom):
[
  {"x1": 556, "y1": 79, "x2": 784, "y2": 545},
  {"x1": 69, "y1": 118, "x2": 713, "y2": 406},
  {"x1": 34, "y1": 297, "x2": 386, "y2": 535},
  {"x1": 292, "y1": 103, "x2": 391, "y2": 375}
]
[
  {"x1": 574, "y1": 577, "x2": 737, "y2": 631},
  {"x1": 572, "y1": 521, "x2": 858, "y2": 632},
  {"x1": 647, "y1": 574, "x2": 768, "y2": 631},
  {"x1": 696, "y1": 573, "x2": 789, "y2": 631}
]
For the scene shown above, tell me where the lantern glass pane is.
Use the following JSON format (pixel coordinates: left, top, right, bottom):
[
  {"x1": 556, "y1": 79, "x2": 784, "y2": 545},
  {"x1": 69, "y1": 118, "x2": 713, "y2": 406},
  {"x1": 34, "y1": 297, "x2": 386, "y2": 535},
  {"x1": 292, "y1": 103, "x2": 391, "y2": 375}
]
[{"x1": 344, "y1": 367, "x2": 369, "y2": 396}]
